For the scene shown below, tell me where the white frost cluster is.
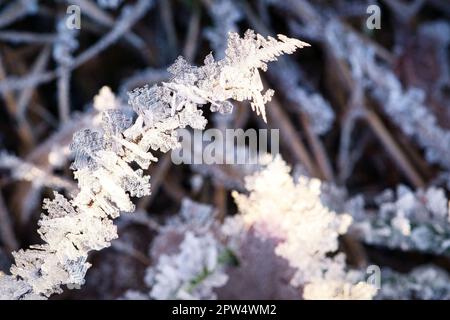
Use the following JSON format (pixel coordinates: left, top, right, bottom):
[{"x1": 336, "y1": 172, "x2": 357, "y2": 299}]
[
  {"x1": 351, "y1": 185, "x2": 450, "y2": 255},
  {"x1": 147, "y1": 232, "x2": 228, "y2": 300},
  {"x1": 124, "y1": 199, "x2": 231, "y2": 300},
  {"x1": 1, "y1": 30, "x2": 307, "y2": 299},
  {"x1": 228, "y1": 155, "x2": 376, "y2": 299},
  {"x1": 378, "y1": 265, "x2": 450, "y2": 300}
]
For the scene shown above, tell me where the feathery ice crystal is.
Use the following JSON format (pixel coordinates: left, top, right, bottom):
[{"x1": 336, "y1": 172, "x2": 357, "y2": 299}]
[{"x1": 0, "y1": 30, "x2": 308, "y2": 300}]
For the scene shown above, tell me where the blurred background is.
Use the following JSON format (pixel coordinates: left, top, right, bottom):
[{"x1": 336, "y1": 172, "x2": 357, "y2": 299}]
[{"x1": 0, "y1": 0, "x2": 449, "y2": 299}]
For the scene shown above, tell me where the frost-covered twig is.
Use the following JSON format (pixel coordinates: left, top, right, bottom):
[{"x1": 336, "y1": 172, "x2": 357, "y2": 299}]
[
  {"x1": 96, "y1": 0, "x2": 123, "y2": 10},
  {"x1": 0, "y1": 31, "x2": 55, "y2": 44},
  {"x1": 0, "y1": 0, "x2": 38, "y2": 29},
  {"x1": 67, "y1": 0, "x2": 146, "y2": 52},
  {"x1": 54, "y1": 18, "x2": 79, "y2": 123},
  {"x1": 0, "y1": 0, "x2": 154, "y2": 94},
  {"x1": 69, "y1": 0, "x2": 154, "y2": 71},
  {"x1": 17, "y1": 47, "x2": 51, "y2": 121},
  {"x1": 321, "y1": 181, "x2": 450, "y2": 256},
  {"x1": 325, "y1": 20, "x2": 450, "y2": 173},
  {"x1": 0, "y1": 30, "x2": 308, "y2": 299},
  {"x1": 268, "y1": 60, "x2": 334, "y2": 135}
]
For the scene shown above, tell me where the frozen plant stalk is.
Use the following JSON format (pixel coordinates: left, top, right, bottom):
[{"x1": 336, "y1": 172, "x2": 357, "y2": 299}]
[{"x1": 0, "y1": 30, "x2": 309, "y2": 299}]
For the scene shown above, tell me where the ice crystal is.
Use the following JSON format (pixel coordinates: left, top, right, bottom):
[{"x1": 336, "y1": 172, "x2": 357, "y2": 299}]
[
  {"x1": 221, "y1": 30, "x2": 309, "y2": 121},
  {"x1": 70, "y1": 129, "x2": 108, "y2": 171},
  {"x1": 0, "y1": 273, "x2": 40, "y2": 300}
]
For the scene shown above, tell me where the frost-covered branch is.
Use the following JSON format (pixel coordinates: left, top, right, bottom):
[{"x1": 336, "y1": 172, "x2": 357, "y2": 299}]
[
  {"x1": 0, "y1": 0, "x2": 37, "y2": 29},
  {"x1": 325, "y1": 20, "x2": 450, "y2": 172},
  {"x1": 0, "y1": 30, "x2": 308, "y2": 300}
]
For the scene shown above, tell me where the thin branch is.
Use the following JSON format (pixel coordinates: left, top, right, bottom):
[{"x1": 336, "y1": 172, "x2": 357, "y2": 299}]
[
  {"x1": 0, "y1": 31, "x2": 55, "y2": 44},
  {"x1": 265, "y1": 97, "x2": 318, "y2": 177},
  {"x1": 17, "y1": 46, "x2": 51, "y2": 120},
  {"x1": 182, "y1": 3, "x2": 201, "y2": 63},
  {"x1": 57, "y1": 69, "x2": 71, "y2": 124},
  {"x1": 0, "y1": 53, "x2": 34, "y2": 151},
  {"x1": 363, "y1": 108, "x2": 426, "y2": 188},
  {"x1": 299, "y1": 113, "x2": 335, "y2": 181},
  {"x1": 0, "y1": 0, "x2": 37, "y2": 29},
  {"x1": 214, "y1": 184, "x2": 227, "y2": 222},
  {"x1": 0, "y1": 193, "x2": 19, "y2": 252},
  {"x1": 159, "y1": 0, "x2": 178, "y2": 60}
]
